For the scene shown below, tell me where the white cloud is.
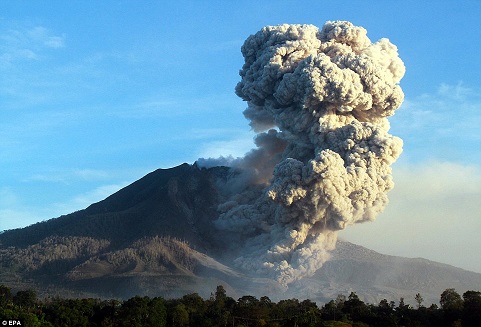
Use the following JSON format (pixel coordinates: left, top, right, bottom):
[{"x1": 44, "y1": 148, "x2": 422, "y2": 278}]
[
  {"x1": 0, "y1": 187, "x2": 19, "y2": 208},
  {"x1": 25, "y1": 168, "x2": 111, "y2": 184},
  {"x1": 27, "y1": 26, "x2": 65, "y2": 49},
  {"x1": 73, "y1": 169, "x2": 110, "y2": 181},
  {"x1": 0, "y1": 24, "x2": 65, "y2": 66},
  {"x1": 438, "y1": 82, "x2": 474, "y2": 101},
  {"x1": 391, "y1": 82, "x2": 481, "y2": 163},
  {"x1": 112, "y1": 92, "x2": 239, "y2": 119},
  {"x1": 0, "y1": 23, "x2": 71, "y2": 111},
  {"x1": 340, "y1": 161, "x2": 481, "y2": 273},
  {"x1": 396, "y1": 82, "x2": 481, "y2": 135}
]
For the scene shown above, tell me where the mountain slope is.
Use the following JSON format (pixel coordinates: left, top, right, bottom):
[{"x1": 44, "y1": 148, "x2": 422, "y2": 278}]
[
  {"x1": 1, "y1": 163, "x2": 480, "y2": 305},
  {"x1": 0, "y1": 163, "x2": 226, "y2": 250},
  {"x1": 293, "y1": 240, "x2": 481, "y2": 305}
]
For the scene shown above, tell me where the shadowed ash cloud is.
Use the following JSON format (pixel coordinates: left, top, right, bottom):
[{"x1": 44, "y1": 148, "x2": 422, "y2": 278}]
[{"x1": 200, "y1": 21, "x2": 405, "y2": 286}]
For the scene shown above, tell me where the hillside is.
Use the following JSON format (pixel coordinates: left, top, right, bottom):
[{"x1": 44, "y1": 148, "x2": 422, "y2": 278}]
[
  {"x1": 1, "y1": 163, "x2": 480, "y2": 305},
  {"x1": 0, "y1": 163, "x2": 226, "y2": 250},
  {"x1": 291, "y1": 241, "x2": 481, "y2": 305}
]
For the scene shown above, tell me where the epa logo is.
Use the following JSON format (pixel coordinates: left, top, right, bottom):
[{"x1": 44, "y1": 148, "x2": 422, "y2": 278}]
[{"x1": 1, "y1": 321, "x2": 23, "y2": 326}]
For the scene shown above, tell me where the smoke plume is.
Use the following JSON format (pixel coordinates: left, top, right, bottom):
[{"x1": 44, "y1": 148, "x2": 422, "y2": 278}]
[{"x1": 209, "y1": 21, "x2": 405, "y2": 286}]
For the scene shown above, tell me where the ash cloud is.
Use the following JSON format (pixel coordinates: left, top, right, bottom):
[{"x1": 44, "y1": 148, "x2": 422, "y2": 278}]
[{"x1": 202, "y1": 21, "x2": 405, "y2": 286}]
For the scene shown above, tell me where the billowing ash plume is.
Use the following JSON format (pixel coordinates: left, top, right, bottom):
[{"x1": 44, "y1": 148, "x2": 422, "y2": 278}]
[{"x1": 208, "y1": 21, "x2": 405, "y2": 286}]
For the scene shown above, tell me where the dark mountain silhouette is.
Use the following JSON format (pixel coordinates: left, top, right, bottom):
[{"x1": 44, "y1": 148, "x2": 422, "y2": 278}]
[
  {"x1": 1, "y1": 163, "x2": 480, "y2": 305},
  {"x1": 0, "y1": 163, "x2": 225, "y2": 250}
]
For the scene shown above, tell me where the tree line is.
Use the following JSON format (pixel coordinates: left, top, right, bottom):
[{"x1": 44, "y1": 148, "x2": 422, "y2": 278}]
[{"x1": 1, "y1": 284, "x2": 480, "y2": 327}]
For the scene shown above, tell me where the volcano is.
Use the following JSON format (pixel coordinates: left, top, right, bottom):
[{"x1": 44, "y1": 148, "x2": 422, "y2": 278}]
[{"x1": 1, "y1": 163, "x2": 480, "y2": 305}]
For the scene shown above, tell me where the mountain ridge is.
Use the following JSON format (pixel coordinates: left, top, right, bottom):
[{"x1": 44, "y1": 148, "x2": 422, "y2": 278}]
[{"x1": 0, "y1": 163, "x2": 227, "y2": 251}]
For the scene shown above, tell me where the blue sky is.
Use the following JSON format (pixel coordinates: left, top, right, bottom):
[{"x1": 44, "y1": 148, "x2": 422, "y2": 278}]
[{"x1": 1, "y1": 1, "x2": 481, "y2": 273}]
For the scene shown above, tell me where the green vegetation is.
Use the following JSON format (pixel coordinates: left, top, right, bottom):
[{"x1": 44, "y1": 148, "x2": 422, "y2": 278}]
[{"x1": 1, "y1": 284, "x2": 480, "y2": 326}]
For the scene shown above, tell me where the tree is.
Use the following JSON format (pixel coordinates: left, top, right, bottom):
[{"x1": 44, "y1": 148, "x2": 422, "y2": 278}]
[
  {"x1": 375, "y1": 299, "x2": 398, "y2": 327},
  {"x1": 440, "y1": 289, "x2": 463, "y2": 310},
  {"x1": 395, "y1": 297, "x2": 413, "y2": 326},
  {"x1": 207, "y1": 286, "x2": 234, "y2": 326},
  {"x1": 214, "y1": 285, "x2": 227, "y2": 304},
  {"x1": 275, "y1": 298, "x2": 302, "y2": 327},
  {"x1": 299, "y1": 299, "x2": 321, "y2": 326},
  {"x1": 13, "y1": 289, "x2": 37, "y2": 309},
  {"x1": 397, "y1": 297, "x2": 407, "y2": 310},
  {"x1": 462, "y1": 290, "x2": 481, "y2": 327},
  {"x1": 43, "y1": 298, "x2": 93, "y2": 327},
  {"x1": 0, "y1": 284, "x2": 13, "y2": 307},
  {"x1": 257, "y1": 296, "x2": 274, "y2": 321},
  {"x1": 440, "y1": 288, "x2": 463, "y2": 311},
  {"x1": 117, "y1": 296, "x2": 148, "y2": 327},
  {"x1": 414, "y1": 293, "x2": 424, "y2": 309},
  {"x1": 90, "y1": 299, "x2": 119, "y2": 327},
  {"x1": 172, "y1": 303, "x2": 189, "y2": 327},
  {"x1": 181, "y1": 293, "x2": 206, "y2": 326},
  {"x1": 440, "y1": 288, "x2": 463, "y2": 326},
  {"x1": 335, "y1": 294, "x2": 346, "y2": 311},
  {"x1": 116, "y1": 296, "x2": 166, "y2": 327},
  {"x1": 342, "y1": 292, "x2": 370, "y2": 323},
  {"x1": 235, "y1": 295, "x2": 261, "y2": 321},
  {"x1": 149, "y1": 297, "x2": 167, "y2": 327},
  {"x1": 321, "y1": 295, "x2": 348, "y2": 322},
  {"x1": 321, "y1": 300, "x2": 341, "y2": 322}
]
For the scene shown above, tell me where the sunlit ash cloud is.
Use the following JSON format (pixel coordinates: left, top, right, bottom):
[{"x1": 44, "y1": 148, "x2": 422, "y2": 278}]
[{"x1": 199, "y1": 21, "x2": 405, "y2": 286}]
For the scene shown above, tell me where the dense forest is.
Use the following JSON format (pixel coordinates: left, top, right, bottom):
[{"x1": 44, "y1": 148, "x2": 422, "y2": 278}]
[{"x1": 1, "y1": 284, "x2": 480, "y2": 327}]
